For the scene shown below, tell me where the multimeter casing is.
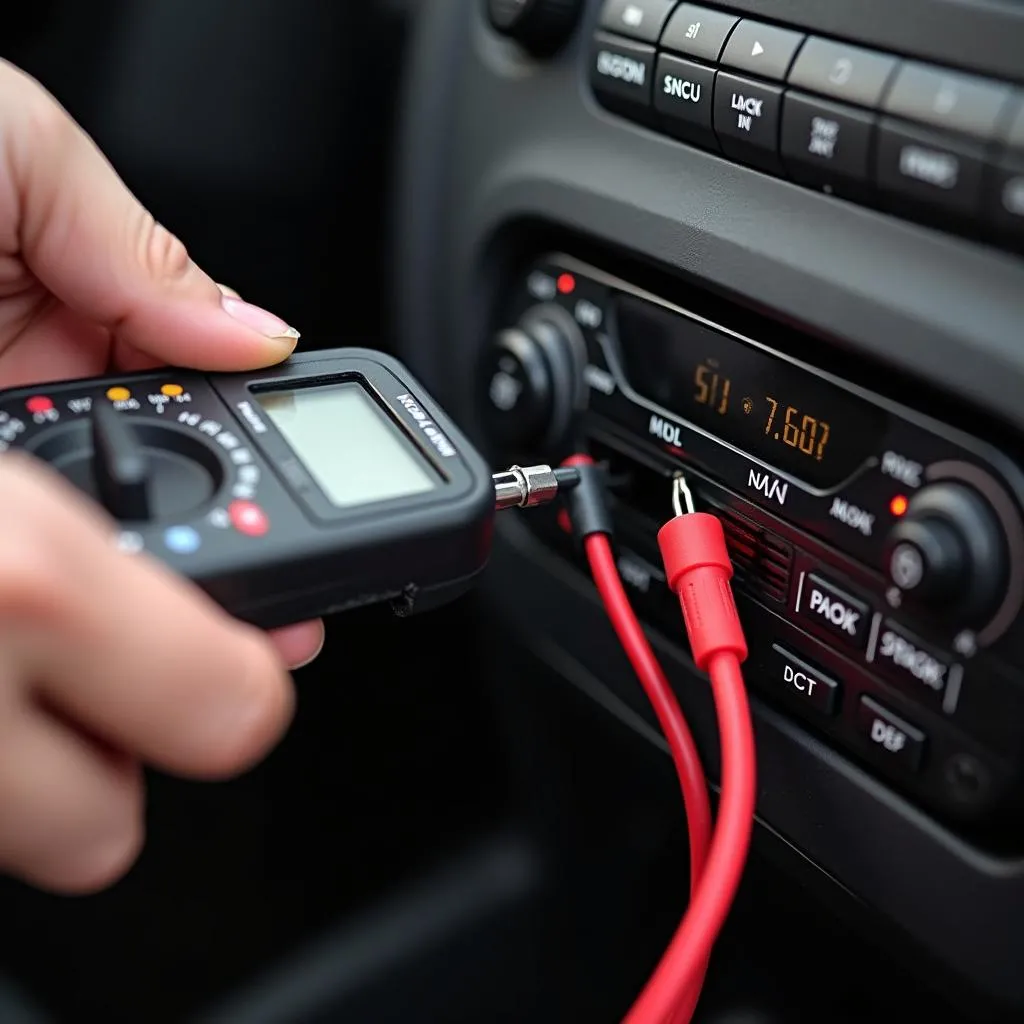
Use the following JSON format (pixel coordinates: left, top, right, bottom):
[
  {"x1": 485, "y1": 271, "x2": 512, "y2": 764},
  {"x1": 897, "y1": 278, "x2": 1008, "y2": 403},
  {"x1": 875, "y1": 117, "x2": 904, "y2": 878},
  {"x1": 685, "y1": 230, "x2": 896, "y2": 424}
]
[{"x1": 0, "y1": 349, "x2": 496, "y2": 629}]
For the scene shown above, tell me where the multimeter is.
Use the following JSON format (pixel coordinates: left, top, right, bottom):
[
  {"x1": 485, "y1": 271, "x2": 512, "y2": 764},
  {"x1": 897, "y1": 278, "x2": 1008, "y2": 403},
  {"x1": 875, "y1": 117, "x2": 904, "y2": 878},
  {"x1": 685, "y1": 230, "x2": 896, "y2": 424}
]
[{"x1": 0, "y1": 348, "x2": 572, "y2": 628}]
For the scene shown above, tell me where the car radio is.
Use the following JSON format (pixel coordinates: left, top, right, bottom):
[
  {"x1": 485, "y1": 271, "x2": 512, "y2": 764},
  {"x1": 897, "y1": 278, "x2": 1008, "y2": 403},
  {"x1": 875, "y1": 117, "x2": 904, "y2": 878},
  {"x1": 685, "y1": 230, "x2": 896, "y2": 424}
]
[{"x1": 481, "y1": 253, "x2": 1024, "y2": 828}]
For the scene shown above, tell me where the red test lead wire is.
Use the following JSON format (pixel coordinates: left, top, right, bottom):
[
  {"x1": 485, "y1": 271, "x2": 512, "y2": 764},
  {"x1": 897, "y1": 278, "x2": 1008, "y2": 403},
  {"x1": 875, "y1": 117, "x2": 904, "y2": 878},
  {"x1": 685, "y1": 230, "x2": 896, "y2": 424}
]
[
  {"x1": 623, "y1": 489, "x2": 757, "y2": 1024},
  {"x1": 562, "y1": 458, "x2": 757, "y2": 1024},
  {"x1": 562, "y1": 454, "x2": 712, "y2": 1021}
]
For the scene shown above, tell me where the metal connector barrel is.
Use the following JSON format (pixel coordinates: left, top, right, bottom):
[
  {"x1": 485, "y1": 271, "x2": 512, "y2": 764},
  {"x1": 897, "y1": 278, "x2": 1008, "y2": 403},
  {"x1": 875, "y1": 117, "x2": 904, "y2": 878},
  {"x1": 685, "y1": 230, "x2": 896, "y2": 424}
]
[{"x1": 494, "y1": 462, "x2": 587, "y2": 511}]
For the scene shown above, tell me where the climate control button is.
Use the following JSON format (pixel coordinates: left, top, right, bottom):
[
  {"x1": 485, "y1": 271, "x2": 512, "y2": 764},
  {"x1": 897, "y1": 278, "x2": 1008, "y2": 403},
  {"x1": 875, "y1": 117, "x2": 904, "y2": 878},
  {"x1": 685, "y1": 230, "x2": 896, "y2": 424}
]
[
  {"x1": 768, "y1": 645, "x2": 840, "y2": 715},
  {"x1": 872, "y1": 620, "x2": 957, "y2": 712},
  {"x1": 795, "y1": 572, "x2": 871, "y2": 651},
  {"x1": 856, "y1": 696, "x2": 927, "y2": 773}
]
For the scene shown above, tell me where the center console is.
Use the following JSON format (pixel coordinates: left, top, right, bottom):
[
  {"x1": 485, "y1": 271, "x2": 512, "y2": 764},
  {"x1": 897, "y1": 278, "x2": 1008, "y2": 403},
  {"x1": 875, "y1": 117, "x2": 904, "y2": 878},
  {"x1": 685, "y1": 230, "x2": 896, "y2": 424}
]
[{"x1": 393, "y1": 0, "x2": 1024, "y2": 1012}]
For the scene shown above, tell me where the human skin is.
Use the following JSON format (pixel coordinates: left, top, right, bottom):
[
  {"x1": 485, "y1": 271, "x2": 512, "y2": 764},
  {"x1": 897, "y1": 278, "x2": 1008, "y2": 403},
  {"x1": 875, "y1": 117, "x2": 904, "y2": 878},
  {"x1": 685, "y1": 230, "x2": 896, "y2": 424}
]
[{"x1": 0, "y1": 59, "x2": 324, "y2": 894}]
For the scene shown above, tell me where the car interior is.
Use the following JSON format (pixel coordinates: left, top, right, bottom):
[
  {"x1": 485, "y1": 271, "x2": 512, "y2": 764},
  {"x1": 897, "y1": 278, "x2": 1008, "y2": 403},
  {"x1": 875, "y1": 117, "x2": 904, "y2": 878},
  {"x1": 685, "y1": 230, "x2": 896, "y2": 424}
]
[{"x1": 3, "y1": 1, "x2": 1024, "y2": 1021}]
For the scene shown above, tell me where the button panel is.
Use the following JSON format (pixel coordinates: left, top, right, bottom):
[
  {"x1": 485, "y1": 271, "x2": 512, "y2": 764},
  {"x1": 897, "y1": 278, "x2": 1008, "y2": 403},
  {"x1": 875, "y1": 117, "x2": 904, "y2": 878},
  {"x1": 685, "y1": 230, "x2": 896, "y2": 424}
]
[{"x1": 589, "y1": 15, "x2": 1024, "y2": 254}]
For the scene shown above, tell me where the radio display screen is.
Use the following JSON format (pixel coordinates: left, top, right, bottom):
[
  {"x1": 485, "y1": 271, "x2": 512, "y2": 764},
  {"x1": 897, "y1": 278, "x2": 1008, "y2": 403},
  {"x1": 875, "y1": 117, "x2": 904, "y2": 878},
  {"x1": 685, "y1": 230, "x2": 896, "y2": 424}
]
[{"x1": 615, "y1": 295, "x2": 885, "y2": 489}]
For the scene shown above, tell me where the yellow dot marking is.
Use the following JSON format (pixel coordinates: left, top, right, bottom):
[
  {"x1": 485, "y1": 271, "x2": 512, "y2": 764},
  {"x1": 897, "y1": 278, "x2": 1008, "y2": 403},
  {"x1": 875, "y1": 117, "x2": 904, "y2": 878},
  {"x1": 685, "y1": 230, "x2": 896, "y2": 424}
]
[
  {"x1": 161, "y1": 383, "x2": 184, "y2": 397},
  {"x1": 106, "y1": 386, "x2": 131, "y2": 401}
]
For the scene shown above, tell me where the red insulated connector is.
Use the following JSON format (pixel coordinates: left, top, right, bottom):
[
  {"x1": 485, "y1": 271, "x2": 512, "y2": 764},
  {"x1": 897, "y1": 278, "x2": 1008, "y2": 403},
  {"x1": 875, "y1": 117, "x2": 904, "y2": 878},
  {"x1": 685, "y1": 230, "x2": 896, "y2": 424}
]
[{"x1": 657, "y1": 512, "x2": 748, "y2": 671}]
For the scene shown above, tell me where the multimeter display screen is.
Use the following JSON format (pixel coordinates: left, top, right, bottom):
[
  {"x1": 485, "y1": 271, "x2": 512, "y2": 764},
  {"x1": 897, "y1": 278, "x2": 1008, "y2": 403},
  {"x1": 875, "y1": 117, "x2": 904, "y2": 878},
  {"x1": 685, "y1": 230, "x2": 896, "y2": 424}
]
[{"x1": 258, "y1": 382, "x2": 437, "y2": 507}]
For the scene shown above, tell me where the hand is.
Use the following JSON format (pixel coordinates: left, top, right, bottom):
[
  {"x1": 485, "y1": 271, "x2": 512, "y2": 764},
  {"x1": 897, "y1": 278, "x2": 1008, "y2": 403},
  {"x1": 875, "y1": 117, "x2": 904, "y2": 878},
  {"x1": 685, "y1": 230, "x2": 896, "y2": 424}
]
[{"x1": 0, "y1": 61, "x2": 323, "y2": 893}]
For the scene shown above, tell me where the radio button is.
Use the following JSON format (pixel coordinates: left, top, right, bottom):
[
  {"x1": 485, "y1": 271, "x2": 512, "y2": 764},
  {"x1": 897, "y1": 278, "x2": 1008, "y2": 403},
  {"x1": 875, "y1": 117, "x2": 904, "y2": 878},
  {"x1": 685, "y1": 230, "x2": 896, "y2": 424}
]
[
  {"x1": 881, "y1": 63, "x2": 1013, "y2": 144},
  {"x1": 591, "y1": 32, "x2": 656, "y2": 115},
  {"x1": 855, "y1": 696, "x2": 926, "y2": 773},
  {"x1": 786, "y1": 37, "x2": 897, "y2": 109},
  {"x1": 781, "y1": 92, "x2": 874, "y2": 192},
  {"x1": 872, "y1": 620, "x2": 956, "y2": 711},
  {"x1": 719, "y1": 19, "x2": 805, "y2": 82},
  {"x1": 713, "y1": 72, "x2": 784, "y2": 173},
  {"x1": 875, "y1": 118, "x2": 986, "y2": 219},
  {"x1": 796, "y1": 572, "x2": 871, "y2": 651},
  {"x1": 654, "y1": 55, "x2": 717, "y2": 146},
  {"x1": 986, "y1": 156, "x2": 1024, "y2": 244},
  {"x1": 768, "y1": 645, "x2": 840, "y2": 715},
  {"x1": 599, "y1": 0, "x2": 674, "y2": 44},
  {"x1": 661, "y1": 5, "x2": 738, "y2": 63}
]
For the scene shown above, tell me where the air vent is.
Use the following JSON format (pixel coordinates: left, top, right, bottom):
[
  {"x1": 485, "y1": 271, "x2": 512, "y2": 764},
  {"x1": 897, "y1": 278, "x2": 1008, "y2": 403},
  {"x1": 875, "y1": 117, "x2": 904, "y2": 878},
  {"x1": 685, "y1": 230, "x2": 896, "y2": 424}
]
[{"x1": 709, "y1": 501, "x2": 792, "y2": 603}]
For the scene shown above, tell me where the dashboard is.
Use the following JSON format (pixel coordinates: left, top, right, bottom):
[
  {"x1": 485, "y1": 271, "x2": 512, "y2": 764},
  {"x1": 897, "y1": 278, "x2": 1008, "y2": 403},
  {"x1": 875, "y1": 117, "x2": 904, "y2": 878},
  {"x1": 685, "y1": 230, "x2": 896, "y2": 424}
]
[{"x1": 393, "y1": 0, "x2": 1024, "y2": 1014}]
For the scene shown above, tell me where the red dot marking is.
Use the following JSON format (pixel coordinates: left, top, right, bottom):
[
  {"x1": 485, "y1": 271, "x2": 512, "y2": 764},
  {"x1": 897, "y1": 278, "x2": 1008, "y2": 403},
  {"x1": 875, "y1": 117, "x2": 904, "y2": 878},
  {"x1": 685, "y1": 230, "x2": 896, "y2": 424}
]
[
  {"x1": 229, "y1": 500, "x2": 269, "y2": 537},
  {"x1": 25, "y1": 396, "x2": 53, "y2": 414},
  {"x1": 556, "y1": 272, "x2": 576, "y2": 295}
]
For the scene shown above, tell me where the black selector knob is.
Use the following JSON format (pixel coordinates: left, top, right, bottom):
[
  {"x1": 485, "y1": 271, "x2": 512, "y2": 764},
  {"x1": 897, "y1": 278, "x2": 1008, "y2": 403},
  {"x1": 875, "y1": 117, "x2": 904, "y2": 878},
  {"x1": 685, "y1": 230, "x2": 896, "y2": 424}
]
[
  {"x1": 883, "y1": 482, "x2": 1008, "y2": 625},
  {"x1": 92, "y1": 400, "x2": 152, "y2": 520},
  {"x1": 486, "y1": 0, "x2": 582, "y2": 57},
  {"x1": 480, "y1": 314, "x2": 581, "y2": 451},
  {"x1": 29, "y1": 410, "x2": 225, "y2": 522}
]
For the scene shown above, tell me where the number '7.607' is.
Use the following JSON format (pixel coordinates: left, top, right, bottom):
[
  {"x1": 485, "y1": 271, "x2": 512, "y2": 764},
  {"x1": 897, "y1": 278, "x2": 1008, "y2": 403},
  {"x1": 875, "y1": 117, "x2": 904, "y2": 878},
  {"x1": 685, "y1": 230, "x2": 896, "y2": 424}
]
[{"x1": 764, "y1": 396, "x2": 830, "y2": 461}]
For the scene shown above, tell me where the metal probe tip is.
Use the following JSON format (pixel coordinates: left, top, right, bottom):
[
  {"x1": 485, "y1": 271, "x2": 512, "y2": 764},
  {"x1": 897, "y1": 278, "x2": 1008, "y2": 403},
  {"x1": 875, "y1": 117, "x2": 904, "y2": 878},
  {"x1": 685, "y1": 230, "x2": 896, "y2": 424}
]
[
  {"x1": 493, "y1": 463, "x2": 572, "y2": 511},
  {"x1": 672, "y1": 473, "x2": 695, "y2": 517}
]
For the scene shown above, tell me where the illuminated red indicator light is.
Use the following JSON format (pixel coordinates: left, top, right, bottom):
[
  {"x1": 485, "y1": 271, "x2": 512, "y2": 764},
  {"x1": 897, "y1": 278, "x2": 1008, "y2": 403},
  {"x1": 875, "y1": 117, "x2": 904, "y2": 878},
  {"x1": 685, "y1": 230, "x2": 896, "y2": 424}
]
[
  {"x1": 890, "y1": 495, "x2": 909, "y2": 517},
  {"x1": 556, "y1": 273, "x2": 576, "y2": 295},
  {"x1": 229, "y1": 500, "x2": 269, "y2": 537},
  {"x1": 25, "y1": 396, "x2": 53, "y2": 414}
]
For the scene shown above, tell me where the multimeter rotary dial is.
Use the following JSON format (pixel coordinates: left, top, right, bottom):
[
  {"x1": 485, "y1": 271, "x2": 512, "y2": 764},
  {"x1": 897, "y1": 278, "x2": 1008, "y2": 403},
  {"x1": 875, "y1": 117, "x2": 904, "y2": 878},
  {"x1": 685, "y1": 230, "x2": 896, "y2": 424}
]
[
  {"x1": 13, "y1": 384, "x2": 268, "y2": 542},
  {"x1": 29, "y1": 404, "x2": 225, "y2": 521}
]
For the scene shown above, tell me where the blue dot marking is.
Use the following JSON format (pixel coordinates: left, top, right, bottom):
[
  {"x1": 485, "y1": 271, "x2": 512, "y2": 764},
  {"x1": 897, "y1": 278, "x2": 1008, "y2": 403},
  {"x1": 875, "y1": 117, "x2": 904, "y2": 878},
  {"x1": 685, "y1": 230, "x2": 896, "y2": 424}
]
[{"x1": 164, "y1": 525, "x2": 201, "y2": 554}]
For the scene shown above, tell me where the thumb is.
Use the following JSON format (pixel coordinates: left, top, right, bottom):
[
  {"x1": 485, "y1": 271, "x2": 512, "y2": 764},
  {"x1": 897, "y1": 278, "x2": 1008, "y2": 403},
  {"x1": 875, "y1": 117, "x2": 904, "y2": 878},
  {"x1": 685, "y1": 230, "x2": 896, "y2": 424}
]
[{"x1": 3, "y1": 61, "x2": 300, "y2": 370}]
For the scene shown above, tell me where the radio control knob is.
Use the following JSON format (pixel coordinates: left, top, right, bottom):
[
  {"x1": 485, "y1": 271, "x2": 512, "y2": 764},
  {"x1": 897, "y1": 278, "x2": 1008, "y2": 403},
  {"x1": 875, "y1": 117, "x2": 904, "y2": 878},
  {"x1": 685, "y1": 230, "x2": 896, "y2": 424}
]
[
  {"x1": 884, "y1": 482, "x2": 1007, "y2": 625},
  {"x1": 480, "y1": 317, "x2": 579, "y2": 451}
]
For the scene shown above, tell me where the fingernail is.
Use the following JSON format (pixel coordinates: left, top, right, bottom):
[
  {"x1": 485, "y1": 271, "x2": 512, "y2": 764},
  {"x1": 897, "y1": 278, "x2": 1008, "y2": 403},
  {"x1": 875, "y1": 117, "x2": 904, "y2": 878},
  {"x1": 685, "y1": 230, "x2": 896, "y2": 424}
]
[
  {"x1": 221, "y1": 296, "x2": 300, "y2": 344},
  {"x1": 291, "y1": 636, "x2": 325, "y2": 672}
]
